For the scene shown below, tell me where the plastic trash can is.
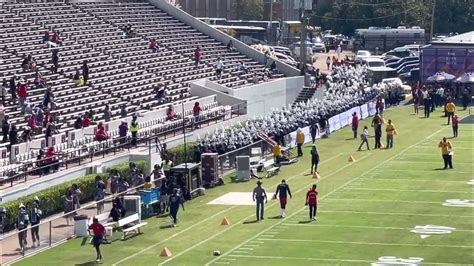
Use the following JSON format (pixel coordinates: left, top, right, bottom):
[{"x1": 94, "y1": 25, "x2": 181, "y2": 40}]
[{"x1": 74, "y1": 214, "x2": 89, "y2": 237}]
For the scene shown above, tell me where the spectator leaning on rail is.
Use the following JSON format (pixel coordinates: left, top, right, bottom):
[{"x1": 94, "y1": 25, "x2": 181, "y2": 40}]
[
  {"x1": 130, "y1": 115, "x2": 139, "y2": 147},
  {"x1": 118, "y1": 120, "x2": 128, "y2": 145},
  {"x1": 95, "y1": 122, "x2": 108, "y2": 142},
  {"x1": 193, "y1": 102, "x2": 202, "y2": 129},
  {"x1": 103, "y1": 104, "x2": 112, "y2": 122}
]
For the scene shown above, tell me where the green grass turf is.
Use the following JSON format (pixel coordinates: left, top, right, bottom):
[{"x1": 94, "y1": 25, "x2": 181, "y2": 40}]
[{"x1": 14, "y1": 106, "x2": 473, "y2": 266}]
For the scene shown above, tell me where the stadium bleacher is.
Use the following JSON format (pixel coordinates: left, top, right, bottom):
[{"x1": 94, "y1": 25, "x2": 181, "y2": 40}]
[{"x1": 0, "y1": 0, "x2": 283, "y2": 182}]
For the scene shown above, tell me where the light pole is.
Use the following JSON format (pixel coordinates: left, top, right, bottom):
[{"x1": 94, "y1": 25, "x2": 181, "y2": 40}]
[
  {"x1": 269, "y1": 0, "x2": 274, "y2": 44},
  {"x1": 299, "y1": 0, "x2": 307, "y2": 71},
  {"x1": 181, "y1": 94, "x2": 187, "y2": 172}
]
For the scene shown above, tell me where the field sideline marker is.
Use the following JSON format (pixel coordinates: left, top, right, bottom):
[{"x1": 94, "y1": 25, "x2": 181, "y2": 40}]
[
  {"x1": 281, "y1": 223, "x2": 474, "y2": 232},
  {"x1": 158, "y1": 153, "x2": 372, "y2": 265},
  {"x1": 317, "y1": 210, "x2": 474, "y2": 218},
  {"x1": 205, "y1": 126, "x2": 449, "y2": 266},
  {"x1": 341, "y1": 187, "x2": 471, "y2": 193}
]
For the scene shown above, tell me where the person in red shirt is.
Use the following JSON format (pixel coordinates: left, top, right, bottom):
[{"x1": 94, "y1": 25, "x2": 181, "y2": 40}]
[
  {"x1": 193, "y1": 102, "x2": 201, "y2": 129},
  {"x1": 305, "y1": 184, "x2": 318, "y2": 221},
  {"x1": 149, "y1": 38, "x2": 160, "y2": 53},
  {"x1": 51, "y1": 31, "x2": 60, "y2": 45},
  {"x1": 88, "y1": 218, "x2": 105, "y2": 262},
  {"x1": 82, "y1": 112, "x2": 91, "y2": 128},
  {"x1": 95, "y1": 122, "x2": 108, "y2": 141},
  {"x1": 43, "y1": 31, "x2": 50, "y2": 43},
  {"x1": 452, "y1": 115, "x2": 459, "y2": 138},
  {"x1": 166, "y1": 105, "x2": 175, "y2": 121},
  {"x1": 18, "y1": 82, "x2": 28, "y2": 109},
  {"x1": 351, "y1": 112, "x2": 359, "y2": 139},
  {"x1": 45, "y1": 146, "x2": 61, "y2": 172},
  {"x1": 194, "y1": 47, "x2": 202, "y2": 68}
]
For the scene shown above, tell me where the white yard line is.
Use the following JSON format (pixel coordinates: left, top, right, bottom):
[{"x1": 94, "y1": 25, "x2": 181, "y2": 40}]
[
  {"x1": 281, "y1": 223, "x2": 474, "y2": 232},
  {"x1": 157, "y1": 153, "x2": 355, "y2": 265},
  {"x1": 386, "y1": 160, "x2": 472, "y2": 165},
  {"x1": 258, "y1": 238, "x2": 473, "y2": 248},
  {"x1": 318, "y1": 210, "x2": 474, "y2": 218},
  {"x1": 342, "y1": 187, "x2": 472, "y2": 194},
  {"x1": 359, "y1": 177, "x2": 469, "y2": 183},
  {"x1": 205, "y1": 126, "x2": 449, "y2": 265},
  {"x1": 370, "y1": 168, "x2": 470, "y2": 174},
  {"x1": 227, "y1": 254, "x2": 455, "y2": 265},
  {"x1": 324, "y1": 198, "x2": 442, "y2": 204}
]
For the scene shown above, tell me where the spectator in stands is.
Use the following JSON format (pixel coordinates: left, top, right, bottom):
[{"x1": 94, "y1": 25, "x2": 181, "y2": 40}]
[
  {"x1": 74, "y1": 115, "x2": 82, "y2": 129},
  {"x1": 120, "y1": 104, "x2": 127, "y2": 118},
  {"x1": 51, "y1": 31, "x2": 61, "y2": 45},
  {"x1": 21, "y1": 54, "x2": 36, "y2": 72},
  {"x1": 117, "y1": 177, "x2": 130, "y2": 193},
  {"x1": 0, "y1": 103, "x2": 5, "y2": 123},
  {"x1": 9, "y1": 76, "x2": 17, "y2": 104},
  {"x1": 118, "y1": 120, "x2": 128, "y2": 145},
  {"x1": 194, "y1": 47, "x2": 202, "y2": 68},
  {"x1": 132, "y1": 170, "x2": 145, "y2": 187},
  {"x1": 1, "y1": 79, "x2": 8, "y2": 106},
  {"x1": 130, "y1": 116, "x2": 139, "y2": 147},
  {"x1": 264, "y1": 51, "x2": 269, "y2": 66},
  {"x1": 34, "y1": 71, "x2": 46, "y2": 89},
  {"x1": 51, "y1": 49, "x2": 59, "y2": 74},
  {"x1": 34, "y1": 106, "x2": 44, "y2": 127},
  {"x1": 8, "y1": 124, "x2": 18, "y2": 149},
  {"x1": 270, "y1": 61, "x2": 277, "y2": 73},
  {"x1": 238, "y1": 61, "x2": 248, "y2": 74},
  {"x1": 252, "y1": 74, "x2": 258, "y2": 84},
  {"x1": 149, "y1": 38, "x2": 160, "y2": 53},
  {"x1": 227, "y1": 40, "x2": 235, "y2": 52},
  {"x1": 46, "y1": 146, "x2": 60, "y2": 172},
  {"x1": 45, "y1": 122, "x2": 57, "y2": 147},
  {"x1": 103, "y1": 104, "x2": 112, "y2": 122},
  {"x1": 43, "y1": 31, "x2": 50, "y2": 43},
  {"x1": 166, "y1": 105, "x2": 175, "y2": 121},
  {"x1": 193, "y1": 102, "x2": 201, "y2": 129},
  {"x1": 73, "y1": 70, "x2": 84, "y2": 86},
  {"x1": 215, "y1": 57, "x2": 225, "y2": 79},
  {"x1": 27, "y1": 114, "x2": 39, "y2": 134},
  {"x1": 95, "y1": 122, "x2": 108, "y2": 142},
  {"x1": 2, "y1": 116, "x2": 9, "y2": 143},
  {"x1": 43, "y1": 87, "x2": 52, "y2": 110},
  {"x1": 82, "y1": 60, "x2": 89, "y2": 85},
  {"x1": 82, "y1": 112, "x2": 91, "y2": 128},
  {"x1": 20, "y1": 126, "x2": 33, "y2": 142},
  {"x1": 18, "y1": 80, "x2": 28, "y2": 113}
]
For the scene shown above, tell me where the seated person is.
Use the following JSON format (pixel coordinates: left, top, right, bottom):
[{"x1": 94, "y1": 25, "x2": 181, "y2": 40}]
[
  {"x1": 43, "y1": 31, "x2": 50, "y2": 43},
  {"x1": 238, "y1": 61, "x2": 247, "y2": 73},
  {"x1": 149, "y1": 38, "x2": 160, "y2": 52},
  {"x1": 226, "y1": 40, "x2": 235, "y2": 52},
  {"x1": 166, "y1": 105, "x2": 175, "y2": 121},
  {"x1": 250, "y1": 168, "x2": 260, "y2": 179},
  {"x1": 95, "y1": 122, "x2": 108, "y2": 141},
  {"x1": 273, "y1": 143, "x2": 288, "y2": 164},
  {"x1": 73, "y1": 70, "x2": 84, "y2": 86}
]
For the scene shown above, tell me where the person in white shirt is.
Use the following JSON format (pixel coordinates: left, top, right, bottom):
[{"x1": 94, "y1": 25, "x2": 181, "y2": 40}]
[
  {"x1": 238, "y1": 61, "x2": 247, "y2": 73},
  {"x1": 215, "y1": 57, "x2": 224, "y2": 79},
  {"x1": 358, "y1": 126, "x2": 370, "y2": 151}
]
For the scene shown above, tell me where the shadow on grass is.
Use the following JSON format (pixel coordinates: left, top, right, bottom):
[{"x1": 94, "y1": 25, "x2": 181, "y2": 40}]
[
  {"x1": 345, "y1": 138, "x2": 356, "y2": 140},
  {"x1": 243, "y1": 220, "x2": 259, "y2": 224},
  {"x1": 160, "y1": 224, "x2": 175, "y2": 229},
  {"x1": 268, "y1": 215, "x2": 282, "y2": 220},
  {"x1": 433, "y1": 168, "x2": 446, "y2": 171},
  {"x1": 298, "y1": 220, "x2": 312, "y2": 224},
  {"x1": 75, "y1": 262, "x2": 99, "y2": 266}
]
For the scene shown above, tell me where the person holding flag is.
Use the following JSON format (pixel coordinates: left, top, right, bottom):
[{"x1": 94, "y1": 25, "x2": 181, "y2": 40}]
[{"x1": 274, "y1": 180, "x2": 292, "y2": 218}]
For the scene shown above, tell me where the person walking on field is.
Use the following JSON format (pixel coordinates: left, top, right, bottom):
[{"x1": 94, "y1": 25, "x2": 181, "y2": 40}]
[
  {"x1": 169, "y1": 188, "x2": 185, "y2": 226},
  {"x1": 452, "y1": 115, "x2": 459, "y2": 138},
  {"x1": 358, "y1": 126, "x2": 370, "y2": 151},
  {"x1": 275, "y1": 180, "x2": 292, "y2": 218},
  {"x1": 351, "y1": 112, "x2": 359, "y2": 139},
  {"x1": 296, "y1": 128, "x2": 305, "y2": 157},
  {"x1": 371, "y1": 113, "x2": 383, "y2": 149},
  {"x1": 253, "y1": 181, "x2": 267, "y2": 221},
  {"x1": 446, "y1": 100, "x2": 455, "y2": 125},
  {"x1": 385, "y1": 119, "x2": 397, "y2": 149},
  {"x1": 310, "y1": 145, "x2": 320, "y2": 175},
  {"x1": 438, "y1": 137, "x2": 453, "y2": 169},
  {"x1": 305, "y1": 184, "x2": 318, "y2": 221},
  {"x1": 88, "y1": 218, "x2": 105, "y2": 262}
]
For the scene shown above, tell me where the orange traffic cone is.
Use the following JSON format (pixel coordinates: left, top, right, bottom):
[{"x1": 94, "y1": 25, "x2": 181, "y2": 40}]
[
  {"x1": 160, "y1": 247, "x2": 172, "y2": 257},
  {"x1": 221, "y1": 217, "x2": 231, "y2": 225},
  {"x1": 312, "y1": 172, "x2": 320, "y2": 179},
  {"x1": 348, "y1": 155, "x2": 356, "y2": 162}
]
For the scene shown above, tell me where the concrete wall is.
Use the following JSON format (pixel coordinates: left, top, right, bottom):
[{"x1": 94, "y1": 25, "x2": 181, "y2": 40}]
[
  {"x1": 190, "y1": 80, "x2": 247, "y2": 114},
  {"x1": 148, "y1": 0, "x2": 300, "y2": 77}
]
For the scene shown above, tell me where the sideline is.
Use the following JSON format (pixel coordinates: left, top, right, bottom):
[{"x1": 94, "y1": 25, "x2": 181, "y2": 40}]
[
  {"x1": 114, "y1": 153, "x2": 345, "y2": 265},
  {"x1": 205, "y1": 126, "x2": 448, "y2": 265}
]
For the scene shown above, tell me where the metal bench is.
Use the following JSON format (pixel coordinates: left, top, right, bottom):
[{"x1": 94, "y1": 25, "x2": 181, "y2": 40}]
[{"x1": 118, "y1": 213, "x2": 147, "y2": 240}]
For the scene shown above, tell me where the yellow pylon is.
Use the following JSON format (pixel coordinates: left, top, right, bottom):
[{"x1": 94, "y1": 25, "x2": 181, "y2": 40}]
[
  {"x1": 160, "y1": 247, "x2": 172, "y2": 257},
  {"x1": 348, "y1": 155, "x2": 356, "y2": 162},
  {"x1": 221, "y1": 217, "x2": 231, "y2": 225}
]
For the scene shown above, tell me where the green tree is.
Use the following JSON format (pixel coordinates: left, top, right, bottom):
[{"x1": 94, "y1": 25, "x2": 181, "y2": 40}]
[{"x1": 235, "y1": 0, "x2": 264, "y2": 20}]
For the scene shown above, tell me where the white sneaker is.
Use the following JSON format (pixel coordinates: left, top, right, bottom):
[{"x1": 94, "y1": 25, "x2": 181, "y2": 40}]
[{"x1": 172, "y1": 223, "x2": 177, "y2": 227}]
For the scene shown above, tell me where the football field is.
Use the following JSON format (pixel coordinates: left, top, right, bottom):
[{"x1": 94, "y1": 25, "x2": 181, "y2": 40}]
[{"x1": 15, "y1": 106, "x2": 474, "y2": 266}]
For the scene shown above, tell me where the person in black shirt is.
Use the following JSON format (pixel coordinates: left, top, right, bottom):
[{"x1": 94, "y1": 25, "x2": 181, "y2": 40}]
[
  {"x1": 51, "y1": 49, "x2": 59, "y2": 73},
  {"x1": 275, "y1": 180, "x2": 292, "y2": 218},
  {"x1": 2, "y1": 117, "x2": 9, "y2": 143},
  {"x1": 8, "y1": 124, "x2": 18, "y2": 150},
  {"x1": 169, "y1": 188, "x2": 185, "y2": 226},
  {"x1": 82, "y1": 60, "x2": 89, "y2": 85},
  {"x1": 310, "y1": 145, "x2": 320, "y2": 175}
]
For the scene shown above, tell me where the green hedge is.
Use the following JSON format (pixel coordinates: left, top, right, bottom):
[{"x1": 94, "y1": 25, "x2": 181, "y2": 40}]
[
  {"x1": 167, "y1": 143, "x2": 195, "y2": 165},
  {"x1": 2, "y1": 161, "x2": 147, "y2": 232}
]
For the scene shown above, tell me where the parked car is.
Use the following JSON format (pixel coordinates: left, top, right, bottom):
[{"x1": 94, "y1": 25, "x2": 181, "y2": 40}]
[
  {"x1": 313, "y1": 42, "x2": 326, "y2": 53},
  {"x1": 383, "y1": 47, "x2": 416, "y2": 58},
  {"x1": 273, "y1": 52, "x2": 297, "y2": 67},
  {"x1": 355, "y1": 50, "x2": 371, "y2": 63}
]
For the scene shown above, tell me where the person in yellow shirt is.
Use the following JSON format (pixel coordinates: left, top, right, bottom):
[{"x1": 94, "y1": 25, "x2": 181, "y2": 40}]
[
  {"x1": 385, "y1": 119, "x2": 396, "y2": 149},
  {"x1": 143, "y1": 176, "x2": 153, "y2": 189},
  {"x1": 273, "y1": 142, "x2": 283, "y2": 163},
  {"x1": 295, "y1": 129, "x2": 305, "y2": 157},
  {"x1": 445, "y1": 100, "x2": 456, "y2": 125},
  {"x1": 438, "y1": 137, "x2": 453, "y2": 169}
]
